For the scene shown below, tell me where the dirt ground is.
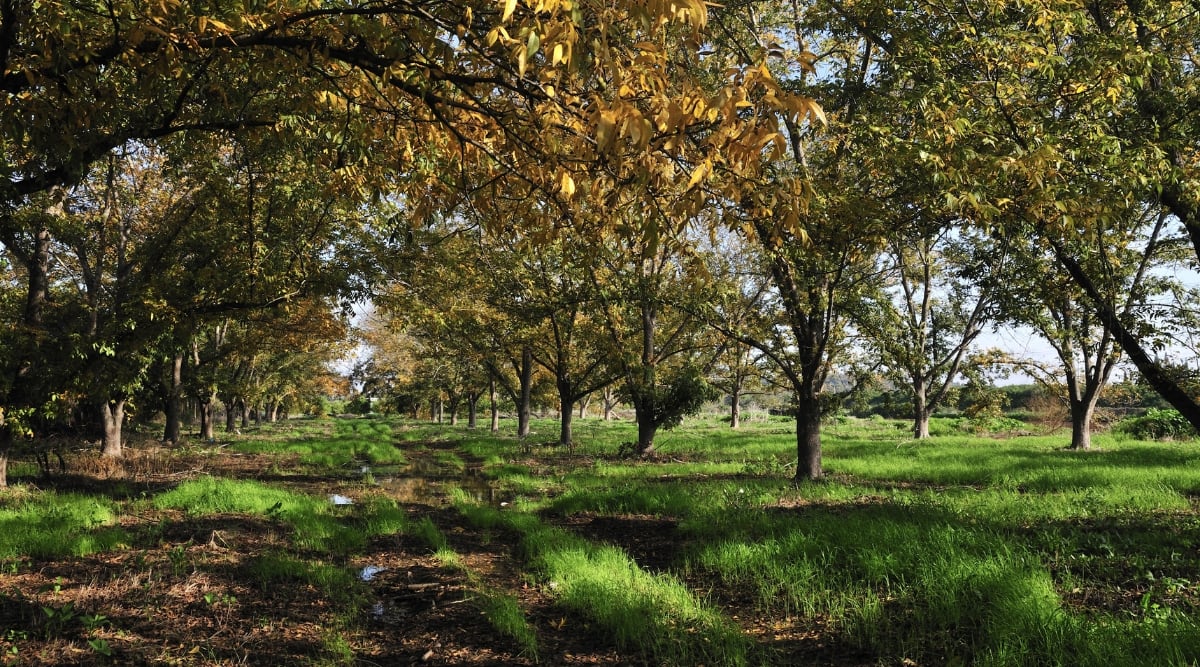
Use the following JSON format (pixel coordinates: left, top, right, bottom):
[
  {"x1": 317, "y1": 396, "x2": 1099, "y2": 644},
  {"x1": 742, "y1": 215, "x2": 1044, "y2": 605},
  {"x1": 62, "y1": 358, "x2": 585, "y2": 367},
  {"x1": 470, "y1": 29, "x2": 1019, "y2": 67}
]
[{"x1": 0, "y1": 441, "x2": 875, "y2": 666}]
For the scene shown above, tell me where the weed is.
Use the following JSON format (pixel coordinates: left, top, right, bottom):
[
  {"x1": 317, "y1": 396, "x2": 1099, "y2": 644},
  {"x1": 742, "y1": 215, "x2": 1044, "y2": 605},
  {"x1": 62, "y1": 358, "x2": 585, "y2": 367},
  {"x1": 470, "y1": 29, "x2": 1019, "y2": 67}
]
[
  {"x1": 167, "y1": 544, "x2": 191, "y2": 577},
  {"x1": 411, "y1": 516, "x2": 449, "y2": 552},
  {"x1": 87, "y1": 638, "x2": 113, "y2": 657},
  {"x1": 39, "y1": 601, "x2": 77, "y2": 638},
  {"x1": 319, "y1": 626, "x2": 355, "y2": 666},
  {"x1": 80, "y1": 613, "x2": 107, "y2": 631}
]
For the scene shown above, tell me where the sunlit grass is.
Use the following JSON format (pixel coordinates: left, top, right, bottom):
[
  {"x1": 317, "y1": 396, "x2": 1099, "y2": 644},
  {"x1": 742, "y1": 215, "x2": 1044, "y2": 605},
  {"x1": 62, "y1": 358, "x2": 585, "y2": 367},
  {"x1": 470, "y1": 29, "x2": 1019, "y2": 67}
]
[
  {"x1": 152, "y1": 477, "x2": 406, "y2": 554},
  {"x1": 233, "y1": 417, "x2": 405, "y2": 467},
  {"x1": 451, "y1": 491, "x2": 749, "y2": 666},
  {"x1": 410, "y1": 413, "x2": 1200, "y2": 666},
  {"x1": 0, "y1": 491, "x2": 128, "y2": 559}
]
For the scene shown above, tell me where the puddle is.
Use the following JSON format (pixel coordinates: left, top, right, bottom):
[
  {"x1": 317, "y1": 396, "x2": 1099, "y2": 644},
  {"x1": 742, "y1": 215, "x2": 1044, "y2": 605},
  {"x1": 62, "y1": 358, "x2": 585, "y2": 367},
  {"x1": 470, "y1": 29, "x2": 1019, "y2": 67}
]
[
  {"x1": 360, "y1": 565, "x2": 386, "y2": 581},
  {"x1": 372, "y1": 460, "x2": 503, "y2": 506},
  {"x1": 330, "y1": 494, "x2": 355, "y2": 505}
]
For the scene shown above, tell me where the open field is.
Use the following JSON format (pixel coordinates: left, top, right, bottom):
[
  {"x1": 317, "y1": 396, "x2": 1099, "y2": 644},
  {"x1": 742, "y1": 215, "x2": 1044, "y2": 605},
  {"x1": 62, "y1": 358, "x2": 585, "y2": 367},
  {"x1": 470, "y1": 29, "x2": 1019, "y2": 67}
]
[{"x1": 2, "y1": 415, "x2": 1199, "y2": 665}]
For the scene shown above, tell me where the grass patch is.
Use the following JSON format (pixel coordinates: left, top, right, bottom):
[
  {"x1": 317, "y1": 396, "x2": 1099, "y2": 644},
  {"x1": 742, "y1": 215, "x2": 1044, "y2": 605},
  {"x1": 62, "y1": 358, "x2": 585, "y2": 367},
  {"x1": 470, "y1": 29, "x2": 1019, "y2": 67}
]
[
  {"x1": 233, "y1": 418, "x2": 405, "y2": 468},
  {"x1": 415, "y1": 415, "x2": 1200, "y2": 666},
  {"x1": 0, "y1": 491, "x2": 128, "y2": 559},
  {"x1": 412, "y1": 508, "x2": 540, "y2": 660},
  {"x1": 247, "y1": 553, "x2": 365, "y2": 606},
  {"x1": 153, "y1": 477, "x2": 371, "y2": 554},
  {"x1": 452, "y1": 493, "x2": 749, "y2": 666}
]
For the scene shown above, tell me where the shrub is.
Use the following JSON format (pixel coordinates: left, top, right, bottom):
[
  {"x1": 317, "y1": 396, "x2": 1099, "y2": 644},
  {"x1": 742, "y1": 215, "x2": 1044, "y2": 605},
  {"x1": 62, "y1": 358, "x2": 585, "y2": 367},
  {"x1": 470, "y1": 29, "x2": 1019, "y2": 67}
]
[{"x1": 1119, "y1": 408, "x2": 1198, "y2": 441}]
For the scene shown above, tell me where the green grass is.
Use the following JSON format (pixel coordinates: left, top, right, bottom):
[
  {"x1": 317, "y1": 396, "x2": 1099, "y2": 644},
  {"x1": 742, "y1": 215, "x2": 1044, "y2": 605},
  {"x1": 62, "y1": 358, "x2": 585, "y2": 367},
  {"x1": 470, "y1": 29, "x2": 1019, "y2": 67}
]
[
  {"x1": 232, "y1": 418, "x2": 406, "y2": 467},
  {"x1": 0, "y1": 492, "x2": 129, "y2": 559},
  {"x1": 8, "y1": 412, "x2": 1200, "y2": 665},
  {"x1": 409, "y1": 507, "x2": 540, "y2": 659},
  {"x1": 451, "y1": 489, "x2": 750, "y2": 666},
  {"x1": 247, "y1": 553, "x2": 365, "y2": 605},
  {"x1": 153, "y1": 477, "x2": 408, "y2": 555},
  {"x1": 408, "y1": 413, "x2": 1200, "y2": 666}
]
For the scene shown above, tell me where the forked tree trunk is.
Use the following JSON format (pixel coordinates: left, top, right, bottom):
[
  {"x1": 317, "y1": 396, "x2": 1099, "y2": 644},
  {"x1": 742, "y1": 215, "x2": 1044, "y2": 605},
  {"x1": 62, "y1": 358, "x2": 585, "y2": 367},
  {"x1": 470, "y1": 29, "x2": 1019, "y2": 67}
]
[
  {"x1": 100, "y1": 399, "x2": 126, "y2": 458},
  {"x1": 1068, "y1": 396, "x2": 1100, "y2": 451},
  {"x1": 603, "y1": 386, "x2": 617, "y2": 421},
  {"x1": 578, "y1": 395, "x2": 591, "y2": 419}
]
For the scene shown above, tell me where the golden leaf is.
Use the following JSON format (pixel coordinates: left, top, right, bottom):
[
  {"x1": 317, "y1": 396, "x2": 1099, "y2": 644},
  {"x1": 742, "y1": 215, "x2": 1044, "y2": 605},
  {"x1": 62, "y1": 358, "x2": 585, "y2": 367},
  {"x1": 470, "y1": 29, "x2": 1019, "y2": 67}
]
[
  {"x1": 502, "y1": 0, "x2": 518, "y2": 23},
  {"x1": 686, "y1": 158, "x2": 711, "y2": 189}
]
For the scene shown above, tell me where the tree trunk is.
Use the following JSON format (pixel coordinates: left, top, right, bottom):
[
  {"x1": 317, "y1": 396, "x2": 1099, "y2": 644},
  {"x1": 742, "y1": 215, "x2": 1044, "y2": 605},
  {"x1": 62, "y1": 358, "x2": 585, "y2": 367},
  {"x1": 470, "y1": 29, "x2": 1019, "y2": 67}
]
[
  {"x1": 199, "y1": 397, "x2": 216, "y2": 441},
  {"x1": 434, "y1": 397, "x2": 443, "y2": 424},
  {"x1": 490, "y1": 376, "x2": 500, "y2": 432},
  {"x1": 635, "y1": 403, "x2": 658, "y2": 455},
  {"x1": 603, "y1": 386, "x2": 617, "y2": 421},
  {"x1": 912, "y1": 377, "x2": 931, "y2": 439},
  {"x1": 467, "y1": 391, "x2": 480, "y2": 429},
  {"x1": 560, "y1": 397, "x2": 574, "y2": 446},
  {"x1": 448, "y1": 397, "x2": 460, "y2": 426},
  {"x1": 240, "y1": 398, "x2": 250, "y2": 429},
  {"x1": 0, "y1": 424, "x2": 10, "y2": 487},
  {"x1": 517, "y1": 345, "x2": 533, "y2": 438},
  {"x1": 794, "y1": 389, "x2": 823, "y2": 482},
  {"x1": 730, "y1": 389, "x2": 742, "y2": 429},
  {"x1": 0, "y1": 220, "x2": 54, "y2": 487},
  {"x1": 100, "y1": 399, "x2": 126, "y2": 458},
  {"x1": 578, "y1": 395, "x2": 591, "y2": 419},
  {"x1": 224, "y1": 397, "x2": 237, "y2": 432},
  {"x1": 267, "y1": 401, "x2": 279, "y2": 423},
  {"x1": 914, "y1": 409, "x2": 932, "y2": 440},
  {"x1": 163, "y1": 353, "x2": 184, "y2": 444},
  {"x1": 1068, "y1": 394, "x2": 1100, "y2": 451}
]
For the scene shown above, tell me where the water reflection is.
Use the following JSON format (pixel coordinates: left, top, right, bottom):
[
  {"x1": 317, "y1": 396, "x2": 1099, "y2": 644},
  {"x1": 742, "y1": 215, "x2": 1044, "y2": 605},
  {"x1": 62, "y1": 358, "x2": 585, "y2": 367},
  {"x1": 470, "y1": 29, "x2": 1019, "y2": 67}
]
[
  {"x1": 363, "y1": 460, "x2": 503, "y2": 506},
  {"x1": 360, "y1": 565, "x2": 386, "y2": 581}
]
